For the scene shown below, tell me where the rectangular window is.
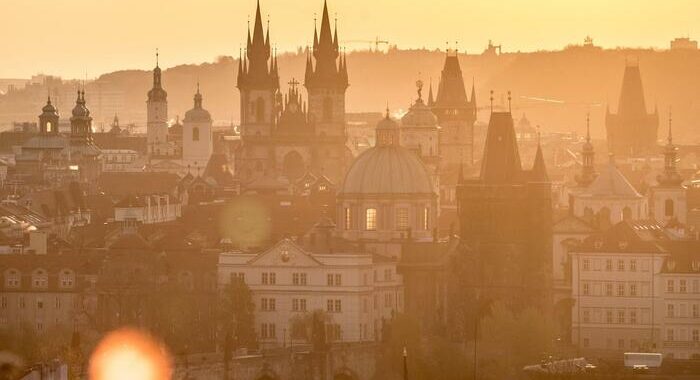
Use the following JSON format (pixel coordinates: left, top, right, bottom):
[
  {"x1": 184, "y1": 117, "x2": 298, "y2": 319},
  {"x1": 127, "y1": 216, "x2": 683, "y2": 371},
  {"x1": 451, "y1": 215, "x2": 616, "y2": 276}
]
[
  {"x1": 0, "y1": 296, "x2": 6, "y2": 309},
  {"x1": 396, "y1": 208, "x2": 409, "y2": 230},
  {"x1": 630, "y1": 260, "x2": 637, "y2": 272},
  {"x1": 366, "y1": 208, "x2": 377, "y2": 231},
  {"x1": 630, "y1": 310, "x2": 637, "y2": 324},
  {"x1": 617, "y1": 283, "x2": 625, "y2": 297},
  {"x1": 583, "y1": 310, "x2": 590, "y2": 323},
  {"x1": 617, "y1": 259, "x2": 625, "y2": 271},
  {"x1": 606, "y1": 259, "x2": 613, "y2": 271},
  {"x1": 617, "y1": 310, "x2": 625, "y2": 324},
  {"x1": 582, "y1": 259, "x2": 590, "y2": 271},
  {"x1": 19, "y1": 296, "x2": 25, "y2": 309},
  {"x1": 693, "y1": 329, "x2": 699, "y2": 342},
  {"x1": 693, "y1": 280, "x2": 699, "y2": 293},
  {"x1": 293, "y1": 273, "x2": 299, "y2": 285},
  {"x1": 327, "y1": 274, "x2": 334, "y2": 286},
  {"x1": 630, "y1": 283, "x2": 637, "y2": 297},
  {"x1": 605, "y1": 283, "x2": 613, "y2": 296},
  {"x1": 344, "y1": 208, "x2": 352, "y2": 230},
  {"x1": 692, "y1": 304, "x2": 699, "y2": 318},
  {"x1": 327, "y1": 299, "x2": 342, "y2": 313},
  {"x1": 327, "y1": 299, "x2": 334, "y2": 312},
  {"x1": 680, "y1": 280, "x2": 687, "y2": 293},
  {"x1": 269, "y1": 273, "x2": 276, "y2": 285},
  {"x1": 667, "y1": 329, "x2": 674, "y2": 342},
  {"x1": 667, "y1": 280, "x2": 675, "y2": 293},
  {"x1": 292, "y1": 298, "x2": 306, "y2": 312},
  {"x1": 334, "y1": 299, "x2": 342, "y2": 313},
  {"x1": 667, "y1": 304, "x2": 675, "y2": 318},
  {"x1": 606, "y1": 310, "x2": 613, "y2": 323},
  {"x1": 293, "y1": 273, "x2": 307, "y2": 286},
  {"x1": 262, "y1": 273, "x2": 268, "y2": 285},
  {"x1": 582, "y1": 283, "x2": 590, "y2": 296},
  {"x1": 334, "y1": 274, "x2": 342, "y2": 286}
]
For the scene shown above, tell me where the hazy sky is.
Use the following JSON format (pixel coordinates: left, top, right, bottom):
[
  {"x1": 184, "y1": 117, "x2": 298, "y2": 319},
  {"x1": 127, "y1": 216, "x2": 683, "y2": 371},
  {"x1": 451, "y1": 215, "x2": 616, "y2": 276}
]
[{"x1": 3, "y1": 0, "x2": 698, "y2": 79}]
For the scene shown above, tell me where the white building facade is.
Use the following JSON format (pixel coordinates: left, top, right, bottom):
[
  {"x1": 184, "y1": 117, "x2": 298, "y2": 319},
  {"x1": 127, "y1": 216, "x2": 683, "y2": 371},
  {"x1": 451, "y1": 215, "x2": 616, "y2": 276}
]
[{"x1": 218, "y1": 239, "x2": 402, "y2": 348}]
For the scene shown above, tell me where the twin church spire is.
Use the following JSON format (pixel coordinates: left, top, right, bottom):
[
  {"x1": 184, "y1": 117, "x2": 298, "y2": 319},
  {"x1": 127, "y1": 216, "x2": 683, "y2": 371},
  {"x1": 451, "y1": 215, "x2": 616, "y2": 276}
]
[
  {"x1": 305, "y1": 0, "x2": 348, "y2": 89},
  {"x1": 237, "y1": 0, "x2": 279, "y2": 90}
]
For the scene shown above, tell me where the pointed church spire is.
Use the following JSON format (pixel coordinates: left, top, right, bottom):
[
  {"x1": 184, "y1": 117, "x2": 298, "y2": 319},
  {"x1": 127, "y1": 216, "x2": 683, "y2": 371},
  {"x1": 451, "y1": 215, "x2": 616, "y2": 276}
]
[
  {"x1": 470, "y1": 78, "x2": 476, "y2": 104},
  {"x1": 657, "y1": 108, "x2": 682, "y2": 186},
  {"x1": 427, "y1": 79, "x2": 434, "y2": 106},
  {"x1": 531, "y1": 138, "x2": 549, "y2": 182},
  {"x1": 333, "y1": 14, "x2": 339, "y2": 51}
]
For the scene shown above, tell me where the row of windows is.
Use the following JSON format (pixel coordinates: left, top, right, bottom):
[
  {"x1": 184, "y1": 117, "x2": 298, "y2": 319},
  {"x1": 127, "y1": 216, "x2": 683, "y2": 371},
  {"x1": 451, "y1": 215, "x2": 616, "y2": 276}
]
[
  {"x1": 4, "y1": 269, "x2": 75, "y2": 289},
  {"x1": 582, "y1": 258, "x2": 648, "y2": 272},
  {"x1": 232, "y1": 270, "x2": 395, "y2": 286},
  {"x1": 581, "y1": 282, "x2": 650, "y2": 297},
  {"x1": 259, "y1": 298, "x2": 344, "y2": 313},
  {"x1": 1, "y1": 295, "x2": 74, "y2": 310},
  {"x1": 666, "y1": 328, "x2": 700, "y2": 342},
  {"x1": 666, "y1": 279, "x2": 700, "y2": 294},
  {"x1": 344, "y1": 207, "x2": 431, "y2": 231},
  {"x1": 666, "y1": 303, "x2": 700, "y2": 318},
  {"x1": 581, "y1": 308, "x2": 650, "y2": 325}
]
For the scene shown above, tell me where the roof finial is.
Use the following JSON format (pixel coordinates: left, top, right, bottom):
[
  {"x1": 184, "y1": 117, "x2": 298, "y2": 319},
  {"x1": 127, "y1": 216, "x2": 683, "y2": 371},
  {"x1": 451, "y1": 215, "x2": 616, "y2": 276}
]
[
  {"x1": 385, "y1": 101, "x2": 390, "y2": 118},
  {"x1": 156, "y1": 48, "x2": 159, "y2": 68},
  {"x1": 490, "y1": 90, "x2": 494, "y2": 113}
]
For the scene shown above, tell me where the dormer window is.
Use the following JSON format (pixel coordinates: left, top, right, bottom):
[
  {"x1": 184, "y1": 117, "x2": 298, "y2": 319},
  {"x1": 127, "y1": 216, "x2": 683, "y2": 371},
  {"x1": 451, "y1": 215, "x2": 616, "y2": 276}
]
[
  {"x1": 691, "y1": 261, "x2": 700, "y2": 272},
  {"x1": 59, "y1": 270, "x2": 75, "y2": 289},
  {"x1": 5, "y1": 269, "x2": 20, "y2": 288},
  {"x1": 594, "y1": 240, "x2": 603, "y2": 249},
  {"x1": 32, "y1": 269, "x2": 48, "y2": 289},
  {"x1": 667, "y1": 260, "x2": 677, "y2": 272},
  {"x1": 618, "y1": 241, "x2": 629, "y2": 250}
]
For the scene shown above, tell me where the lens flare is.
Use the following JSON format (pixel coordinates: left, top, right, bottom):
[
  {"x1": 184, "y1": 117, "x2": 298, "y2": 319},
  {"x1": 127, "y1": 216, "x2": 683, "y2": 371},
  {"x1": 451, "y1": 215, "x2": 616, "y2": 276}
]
[{"x1": 89, "y1": 328, "x2": 171, "y2": 380}]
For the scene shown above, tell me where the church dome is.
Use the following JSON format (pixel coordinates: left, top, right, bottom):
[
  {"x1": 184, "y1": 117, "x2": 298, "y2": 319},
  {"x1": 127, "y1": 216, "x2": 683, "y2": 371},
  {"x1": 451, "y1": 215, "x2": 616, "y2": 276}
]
[
  {"x1": 339, "y1": 145, "x2": 434, "y2": 196},
  {"x1": 71, "y1": 92, "x2": 90, "y2": 118},
  {"x1": 401, "y1": 98, "x2": 437, "y2": 127},
  {"x1": 41, "y1": 98, "x2": 58, "y2": 114}
]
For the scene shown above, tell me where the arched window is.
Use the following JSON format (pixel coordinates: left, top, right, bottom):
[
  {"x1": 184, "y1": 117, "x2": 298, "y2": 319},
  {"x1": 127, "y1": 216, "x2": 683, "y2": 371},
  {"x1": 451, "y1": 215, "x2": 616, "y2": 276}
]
[
  {"x1": 366, "y1": 208, "x2": 377, "y2": 231},
  {"x1": 46, "y1": 121, "x2": 52, "y2": 133},
  {"x1": 344, "y1": 207, "x2": 352, "y2": 230},
  {"x1": 423, "y1": 207, "x2": 430, "y2": 230},
  {"x1": 665, "y1": 199, "x2": 675, "y2": 217},
  {"x1": 192, "y1": 127, "x2": 200, "y2": 141},
  {"x1": 256, "y1": 98, "x2": 265, "y2": 122},
  {"x1": 323, "y1": 97, "x2": 333, "y2": 122}
]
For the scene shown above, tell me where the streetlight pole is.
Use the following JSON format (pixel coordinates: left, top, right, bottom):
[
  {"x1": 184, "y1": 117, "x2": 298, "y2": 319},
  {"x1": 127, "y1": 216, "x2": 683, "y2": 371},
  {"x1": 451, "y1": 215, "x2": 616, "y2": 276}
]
[{"x1": 403, "y1": 346, "x2": 408, "y2": 380}]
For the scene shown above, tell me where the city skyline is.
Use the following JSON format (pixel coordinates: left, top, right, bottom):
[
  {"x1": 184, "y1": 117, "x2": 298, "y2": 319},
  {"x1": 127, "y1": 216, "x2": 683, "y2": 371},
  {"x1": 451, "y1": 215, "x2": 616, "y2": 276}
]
[{"x1": 2, "y1": 0, "x2": 698, "y2": 78}]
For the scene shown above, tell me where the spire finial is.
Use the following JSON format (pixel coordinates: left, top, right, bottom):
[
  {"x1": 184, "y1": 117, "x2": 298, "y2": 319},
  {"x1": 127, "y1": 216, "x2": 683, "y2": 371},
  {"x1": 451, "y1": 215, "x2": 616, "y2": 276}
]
[
  {"x1": 489, "y1": 90, "x2": 494, "y2": 113},
  {"x1": 586, "y1": 112, "x2": 591, "y2": 142},
  {"x1": 507, "y1": 90, "x2": 512, "y2": 113},
  {"x1": 537, "y1": 125, "x2": 541, "y2": 145},
  {"x1": 385, "y1": 101, "x2": 390, "y2": 118},
  {"x1": 156, "y1": 48, "x2": 159, "y2": 68}
]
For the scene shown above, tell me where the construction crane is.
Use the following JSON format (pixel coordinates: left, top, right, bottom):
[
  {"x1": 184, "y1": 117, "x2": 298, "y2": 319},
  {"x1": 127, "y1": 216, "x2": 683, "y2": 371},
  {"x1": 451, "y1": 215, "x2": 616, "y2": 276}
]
[{"x1": 342, "y1": 36, "x2": 389, "y2": 52}]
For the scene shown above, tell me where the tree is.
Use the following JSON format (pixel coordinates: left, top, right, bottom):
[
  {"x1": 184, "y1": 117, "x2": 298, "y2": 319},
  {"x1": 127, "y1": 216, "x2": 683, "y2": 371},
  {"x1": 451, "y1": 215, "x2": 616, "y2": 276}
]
[{"x1": 218, "y1": 278, "x2": 257, "y2": 351}]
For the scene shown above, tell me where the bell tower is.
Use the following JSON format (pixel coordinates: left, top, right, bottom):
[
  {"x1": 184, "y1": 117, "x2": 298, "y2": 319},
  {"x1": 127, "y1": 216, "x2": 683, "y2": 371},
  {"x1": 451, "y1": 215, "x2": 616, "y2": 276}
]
[{"x1": 146, "y1": 50, "x2": 169, "y2": 156}]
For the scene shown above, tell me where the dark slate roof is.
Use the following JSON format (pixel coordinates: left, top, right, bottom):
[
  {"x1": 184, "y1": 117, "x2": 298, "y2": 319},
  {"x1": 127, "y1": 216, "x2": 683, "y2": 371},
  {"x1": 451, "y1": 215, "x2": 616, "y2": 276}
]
[
  {"x1": 658, "y1": 240, "x2": 700, "y2": 274},
  {"x1": 434, "y1": 55, "x2": 470, "y2": 108}
]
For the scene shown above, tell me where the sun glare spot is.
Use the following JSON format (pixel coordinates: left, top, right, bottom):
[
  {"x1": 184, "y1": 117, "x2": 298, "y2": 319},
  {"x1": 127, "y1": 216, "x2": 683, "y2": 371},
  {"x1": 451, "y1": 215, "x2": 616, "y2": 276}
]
[{"x1": 89, "y1": 328, "x2": 171, "y2": 380}]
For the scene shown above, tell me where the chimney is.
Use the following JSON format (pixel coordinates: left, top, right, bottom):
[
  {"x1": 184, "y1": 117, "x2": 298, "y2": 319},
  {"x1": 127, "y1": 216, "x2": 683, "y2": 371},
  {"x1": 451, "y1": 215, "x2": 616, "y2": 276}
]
[{"x1": 29, "y1": 231, "x2": 48, "y2": 255}]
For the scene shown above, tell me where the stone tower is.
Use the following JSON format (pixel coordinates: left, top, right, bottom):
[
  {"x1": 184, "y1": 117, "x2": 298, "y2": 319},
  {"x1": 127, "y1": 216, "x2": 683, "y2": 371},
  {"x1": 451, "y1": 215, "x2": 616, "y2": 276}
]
[
  {"x1": 183, "y1": 85, "x2": 213, "y2": 172},
  {"x1": 304, "y1": 0, "x2": 349, "y2": 183},
  {"x1": 236, "y1": 0, "x2": 279, "y2": 182}
]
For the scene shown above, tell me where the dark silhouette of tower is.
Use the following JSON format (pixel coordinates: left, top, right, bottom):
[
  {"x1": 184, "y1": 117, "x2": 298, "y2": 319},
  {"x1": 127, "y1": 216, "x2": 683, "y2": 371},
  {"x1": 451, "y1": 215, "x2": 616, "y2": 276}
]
[
  {"x1": 606, "y1": 63, "x2": 659, "y2": 157},
  {"x1": 236, "y1": 0, "x2": 280, "y2": 182},
  {"x1": 304, "y1": 0, "x2": 349, "y2": 182},
  {"x1": 147, "y1": 51, "x2": 168, "y2": 157},
  {"x1": 457, "y1": 109, "x2": 551, "y2": 307}
]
